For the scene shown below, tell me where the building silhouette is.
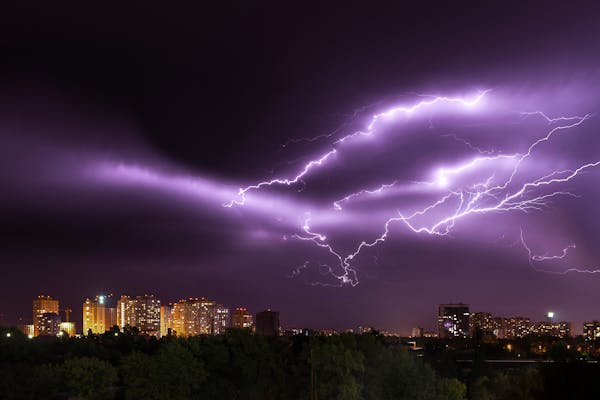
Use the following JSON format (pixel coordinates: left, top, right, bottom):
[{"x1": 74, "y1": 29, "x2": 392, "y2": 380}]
[{"x1": 255, "y1": 309, "x2": 279, "y2": 336}]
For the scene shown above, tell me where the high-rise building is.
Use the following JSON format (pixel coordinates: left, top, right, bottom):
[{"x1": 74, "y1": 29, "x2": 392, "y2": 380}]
[
  {"x1": 495, "y1": 317, "x2": 531, "y2": 339},
  {"x1": 255, "y1": 309, "x2": 280, "y2": 336},
  {"x1": 199, "y1": 299, "x2": 216, "y2": 335},
  {"x1": 160, "y1": 305, "x2": 174, "y2": 337},
  {"x1": 115, "y1": 294, "x2": 161, "y2": 336},
  {"x1": 105, "y1": 307, "x2": 117, "y2": 330},
  {"x1": 172, "y1": 300, "x2": 188, "y2": 336},
  {"x1": 171, "y1": 298, "x2": 219, "y2": 337},
  {"x1": 130, "y1": 295, "x2": 161, "y2": 337},
  {"x1": 39, "y1": 312, "x2": 61, "y2": 336},
  {"x1": 531, "y1": 321, "x2": 571, "y2": 338},
  {"x1": 83, "y1": 297, "x2": 106, "y2": 334},
  {"x1": 469, "y1": 312, "x2": 495, "y2": 336},
  {"x1": 583, "y1": 321, "x2": 600, "y2": 341},
  {"x1": 186, "y1": 300, "x2": 202, "y2": 336},
  {"x1": 33, "y1": 295, "x2": 59, "y2": 337},
  {"x1": 117, "y1": 295, "x2": 133, "y2": 330},
  {"x1": 232, "y1": 307, "x2": 253, "y2": 329},
  {"x1": 59, "y1": 322, "x2": 76, "y2": 337},
  {"x1": 438, "y1": 303, "x2": 470, "y2": 339},
  {"x1": 213, "y1": 305, "x2": 230, "y2": 335}
]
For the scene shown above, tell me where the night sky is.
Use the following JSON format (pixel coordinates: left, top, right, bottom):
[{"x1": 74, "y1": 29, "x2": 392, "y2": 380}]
[{"x1": 2, "y1": 2, "x2": 600, "y2": 335}]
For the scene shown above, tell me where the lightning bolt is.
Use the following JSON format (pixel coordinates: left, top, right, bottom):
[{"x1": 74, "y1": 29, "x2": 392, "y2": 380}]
[
  {"x1": 279, "y1": 101, "x2": 381, "y2": 148},
  {"x1": 333, "y1": 181, "x2": 399, "y2": 211},
  {"x1": 520, "y1": 228, "x2": 600, "y2": 275},
  {"x1": 225, "y1": 90, "x2": 600, "y2": 285},
  {"x1": 441, "y1": 133, "x2": 496, "y2": 155},
  {"x1": 225, "y1": 90, "x2": 490, "y2": 207},
  {"x1": 224, "y1": 149, "x2": 338, "y2": 207}
]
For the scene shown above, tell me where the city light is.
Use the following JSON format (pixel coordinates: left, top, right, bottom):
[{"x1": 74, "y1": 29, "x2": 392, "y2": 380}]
[{"x1": 547, "y1": 311, "x2": 555, "y2": 319}]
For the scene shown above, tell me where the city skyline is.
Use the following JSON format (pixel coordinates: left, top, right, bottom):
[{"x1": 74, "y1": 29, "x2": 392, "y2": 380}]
[{"x1": 11, "y1": 292, "x2": 600, "y2": 338}]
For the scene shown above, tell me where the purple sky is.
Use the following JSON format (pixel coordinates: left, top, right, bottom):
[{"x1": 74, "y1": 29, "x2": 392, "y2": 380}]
[{"x1": 2, "y1": 2, "x2": 600, "y2": 335}]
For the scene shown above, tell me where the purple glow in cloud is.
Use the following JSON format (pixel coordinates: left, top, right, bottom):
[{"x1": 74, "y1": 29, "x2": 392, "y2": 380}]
[{"x1": 224, "y1": 90, "x2": 600, "y2": 285}]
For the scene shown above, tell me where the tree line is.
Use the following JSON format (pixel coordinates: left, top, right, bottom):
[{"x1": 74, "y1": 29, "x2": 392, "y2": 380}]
[
  {"x1": 0, "y1": 327, "x2": 464, "y2": 400},
  {"x1": 2, "y1": 326, "x2": 599, "y2": 399}
]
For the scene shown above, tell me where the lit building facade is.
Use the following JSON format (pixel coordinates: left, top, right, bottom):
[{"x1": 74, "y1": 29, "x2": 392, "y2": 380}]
[
  {"x1": 255, "y1": 309, "x2": 280, "y2": 336},
  {"x1": 33, "y1": 295, "x2": 59, "y2": 337},
  {"x1": 39, "y1": 312, "x2": 61, "y2": 336},
  {"x1": 532, "y1": 321, "x2": 571, "y2": 338},
  {"x1": 213, "y1": 304, "x2": 230, "y2": 335},
  {"x1": 171, "y1": 298, "x2": 220, "y2": 337},
  {"x1": 469, "y1": 312, "x2": 495, "y2": 336},
  {"x1": 232, "y1": 307, "x2": 253, "y2": 329},
  {"x1": 199, "y1": 299, "x2": 216, "y2": 335},
  {"x1": 495, "y1": 317, "x2": 531, "y2": 339},
  {"x1": 583, "y1": 321, "x2": 600, "y2": 341},
  {"x1": 114, "y1": 294, "x2": 161, "y2": 336},
  {"x1": 105, "y1": 307, "x2": 117, "y2": 330},
  {"x1": 117, "y1": 295, "x2": 133, "y2": 330},
  {"x1": 83, "y1": 297, "x2": 106, "y2": 334},
  {"x1": 60, "y1": 322, "x2": 76, "y2": 337},
  {"x1": 160, "y1": 305, "x2": 174, "y2": 337},
  {"x1": 130, "y1": 295, "x2": 161, "y2": 337},
  {"x1": 19, "y1": 324, "x2": 35, "y2": 337},
  {"x1": 464, "y1": 310, "x2": 535, "y2": 339},
  {"x1": 172, "y1": 300, "x2": 188, "y2": 336},
  {"x1": 438, "y1": 303, "x2": 470, "y2": 339}
]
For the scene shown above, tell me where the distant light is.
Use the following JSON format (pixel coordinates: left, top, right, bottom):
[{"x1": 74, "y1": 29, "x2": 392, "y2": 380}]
[
  {"x1": 27, "y1": 334, "x2": 33, "y2": 339},
  {"x1": 5, "y1": 332, "x2": 11, "y2": 338},
  {"x1": 114, "y1": 332, "x2": 119, "y2": 336},
  {"x1": 98, "y1": 295, "x2": 105, "y2": 304},
  {"x1": 547, "y1": 311, "x2": 555, "y2": 318}
]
